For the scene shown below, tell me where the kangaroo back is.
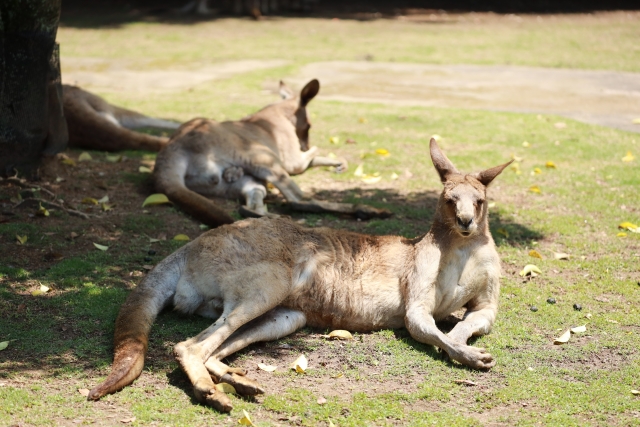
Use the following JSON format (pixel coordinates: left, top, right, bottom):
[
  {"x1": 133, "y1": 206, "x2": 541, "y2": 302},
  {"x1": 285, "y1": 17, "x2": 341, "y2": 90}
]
[{"x1": 88, "y1": 249, "x2": 186, "y2": 400}]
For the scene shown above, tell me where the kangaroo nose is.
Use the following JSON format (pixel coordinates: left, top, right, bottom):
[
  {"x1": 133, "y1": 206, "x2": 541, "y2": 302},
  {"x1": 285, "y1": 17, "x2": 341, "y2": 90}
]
[{"x1": 457, "y1": 217, "x2": 473, "y2": 229}]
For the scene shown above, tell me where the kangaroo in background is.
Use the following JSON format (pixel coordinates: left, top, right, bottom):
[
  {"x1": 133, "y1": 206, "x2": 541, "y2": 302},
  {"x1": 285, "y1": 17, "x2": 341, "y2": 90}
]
[
  {"x1": 88, "y1": 139, "x2": 512, "y2": 412},
  {"x1": 63, "y1": 84, "x2": 180, "y2": 152},
  {"x1": 154, "y1": 79, "x2": 390, "y2": 226}
]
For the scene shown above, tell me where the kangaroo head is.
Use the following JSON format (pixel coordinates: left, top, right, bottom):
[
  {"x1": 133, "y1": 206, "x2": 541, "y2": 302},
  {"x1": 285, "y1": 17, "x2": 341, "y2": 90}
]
[
  {"x1": 430, "y1": 138, "x2": 512, "y2": 237},
  {"x1": 278, "y1": 79, "x2": 319, "y2": 152}
]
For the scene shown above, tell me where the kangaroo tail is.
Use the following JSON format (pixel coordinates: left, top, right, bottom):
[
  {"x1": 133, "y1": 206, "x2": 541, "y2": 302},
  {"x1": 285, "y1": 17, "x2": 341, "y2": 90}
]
[
  {"x1": 154, "y1": 147, "x2": 235, "y2": 228},
  {"x1": 88, "y1": 249, "x2": 185, "y2": 400}
]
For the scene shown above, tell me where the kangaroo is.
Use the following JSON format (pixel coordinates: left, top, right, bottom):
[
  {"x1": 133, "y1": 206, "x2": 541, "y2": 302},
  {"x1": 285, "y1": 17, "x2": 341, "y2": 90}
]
[
  {"x1": 63, "y1": 84, "x2": 180, "y2": 152},
  {"x1": 88, "y1": 139, "x2": 512, "y2": 412},
  {"x1": 153, "y1": 79, "x2": 390, "y2": 226}
]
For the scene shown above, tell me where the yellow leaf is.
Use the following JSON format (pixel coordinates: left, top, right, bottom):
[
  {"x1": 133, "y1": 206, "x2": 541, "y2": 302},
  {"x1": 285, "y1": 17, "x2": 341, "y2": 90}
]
[
  {"x1": 522, "y1": 141, "x2": 530, "y2": 148},
  {"x1": 519, "y1": 264, "x2": 542, "y2": 277},
  {"x1": 553, "y1": 329, "x2": 571, "y2": 345},
  {"x1": 362, "y1": 175, "x2": 381, "y2": 184},
  {"x1": 16, "y1": 234, "x2": 27, "y2": 245},
  {"x1": 528, "y1": 250, "x2": 543, "y2": 259},
  {"x1": 258, "y1": 363, "x2": 277, "y2": 372},
  {"x1": 97, "y1": 195, "x2": 109, "y2": 204},
  {"x1": 511, "y1": 153, "x2": 524, "y2": 162},
  {"x1": 570, "y1": 325, "x2": 586, "y2": 334},
  {"x1": 618, "y1": 222, "x2": 639, "y2": 232},
  {"x1": 353, "y1": 164, "x2": 364, "y2": 177},
  {"x1": 238, "y1": 409, "x2": 255, "y2": 426},
  {"x1": 142, "y1": 193, "x2": 171, "y2": 207},
  {"x1": 358, "y1": 117, "x2": 367, "y2": 123},
  {"x1": 622, "y1": 151, "x2": 635, "y2": 162},
  {"x1": 106, "y1": 154, "x2": 123, "y2": 163},
  {"x1": 617, "y1": 232, "x2": 627, "y2": 238},
  {"x1": 375, "y1": 148, "x2": 390, "y2": 156},
  {"x1": 327, "y1": 152, "x2": 337, "y2": 159},
  {"x1": 290, "y1": 354, "x2": 308, "y2": 373},
  {"x1": 496, "y1": 228, "x2": 509, "y2": 238},
  {"x1": 36, "y1": 203, "x2": 50, "y2": 217},
  {"x1": 329, "y1": 136, "x2": 340, "y2": 145},
  {"x1": 82, "y1": 197, "x2": 98, "y2": 205},
  {"x1": 173, "y1": 234, "x2": 190, "y2": 241},
  {"x1": 632, "y1": 389, "x2": 640, "y2": 395},
  {"x1": 328, "y1": 330, "x2": 353, "y2": 340},
  {"x1": 431, "y1": 134, "x2": 442, "y2": 141},
  {"x1": 61, "y1": 158, "x2": 76, "y2": 166},
  {"x1": 510, "y1": 162, "x2": 521, "y2": 174},
  {"x1": 78, "y1": 152, "x2": 92, "y2": 162},
  {"x1": 488, "y1": 202, "x2": 496, "y2": 209},
  {"x1": 545, "y1": 161, "x2": 557, "y2": 169},
  {"x1": 139, "y1": 166, "x2": 152, "y2": 173},
  {"x1": 215, "y1": 383, "x2": 237, "y2": 394},
  {"x1": 101, "y1": 203, "x2": 113, "y2": 212},
  {"x1": 93, "y1": 243, "x2": 109, "y2": 251},
  {"x1": 390, "y1": 172, "x2": 399, "y2": 180},
  {"x1": 553, "y1": 252, "x2": 570, "y2": 260},
  {"x1": 532, "y1": 167, "x2": 542, "y2": 175},
  {"x1": 529, "y1": 185, "x2": 541, "y2": 194}
]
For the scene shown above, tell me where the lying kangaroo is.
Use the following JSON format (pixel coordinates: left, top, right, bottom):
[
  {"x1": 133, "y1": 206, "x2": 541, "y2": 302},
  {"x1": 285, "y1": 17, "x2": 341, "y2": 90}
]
[
  {"x1": 88, "y1": 139, "x2": 511, "y2": 411},
  {"x1": 63, "y1": 84, "x2": 180, "y2": 152},
  {"x1": 154, "y1": 79, "x2": 390, "y2": 226}
]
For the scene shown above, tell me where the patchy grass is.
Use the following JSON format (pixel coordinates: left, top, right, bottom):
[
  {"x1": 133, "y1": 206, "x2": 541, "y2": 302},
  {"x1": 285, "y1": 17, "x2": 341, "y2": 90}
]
[{"x1": 1, "y1": 10, "x2": 640, "y2": 427}]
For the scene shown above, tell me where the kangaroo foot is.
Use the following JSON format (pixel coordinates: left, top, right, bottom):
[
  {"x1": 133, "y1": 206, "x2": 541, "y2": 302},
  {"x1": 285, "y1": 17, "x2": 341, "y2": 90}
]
[
  {"x1": 219, "y1": 373, "x2": 265, "y2": 396},
  {"x1": 193, "y1": 381, "x2": 233, "y2": 412},
  {"x1": 239, "y1": 205, "x2": 280, "y2": 219}
]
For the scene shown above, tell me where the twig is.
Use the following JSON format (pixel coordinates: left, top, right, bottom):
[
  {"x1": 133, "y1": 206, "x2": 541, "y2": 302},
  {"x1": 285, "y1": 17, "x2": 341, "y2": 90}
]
[
  {"x1": 14, "y1": 198, "x2": 92, "y2": 220},
  {"x1": 2, "y1": 177, "x2": 56, "y2": 199}
]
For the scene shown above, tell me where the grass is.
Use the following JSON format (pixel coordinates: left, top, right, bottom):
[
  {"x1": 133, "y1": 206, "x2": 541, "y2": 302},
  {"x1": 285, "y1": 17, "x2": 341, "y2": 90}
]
[{"x1": 1, "y1": 10, "x2": 640, "y2": 427}]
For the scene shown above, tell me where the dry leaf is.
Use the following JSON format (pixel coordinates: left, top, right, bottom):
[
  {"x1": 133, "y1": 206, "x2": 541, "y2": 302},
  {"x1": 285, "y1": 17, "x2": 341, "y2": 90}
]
[
  {"x1": 149, "y1": 238, "x2": 161, "y2": 243},
  {"x1": 61, "y1": 158, "x2": 76, "y2": 166},
  {"x1": 554, "y1": 122, "x2": 567, "y2": 129},
  {"x1": 570, "y1": 325, "x2": 586, "y2": 334},
  {"x1": 0, "y1": 341, "x2": 9, "y2": 351},
  {"x1": 139, "y1": 166, "x2": 152, "y2": 173},
  {"x1": 618, "y1": 222, "x2": 639, "y2": 233},
  {"x1": 238, "y1": 409, "x2": 255, "y2": 426},
  {"x1": 510, "y1": 162, "x2": 522, "y2": 175},
  {"x1": 529, "y1": 185, "x2": 541, "y2": 194},
  {"x1": 532, "y1": 167, "x2": 542, "y2": 175},
  {"x1": 97, "y1": 195, "x2": 109, "y2": 204},
  {"x1": 519, "y1": 264, "x2": 542, "y2": 277},
  {"x1": 358, "y1": 117, "x2": 367, "y2": 123},
  {"x1": 622, "y1": 151, "x2": 635, "y2": 162},
  {"x1": 290, "y1": 354, "x2": 308, "y2": 373},
  {"x1": 37, "y1": 203, "x2": 50, "y2": 217},
  {"x1": 496, "y1": 228, "x2": 509, "y2": 238},
  {"x1": 101, "y1": 203, "x2": 113, "y2": 212},
  {"x1": 106, "y1": 154, "x2": 123, "y2": 163},
  {"x1": 329, "y1": 136, "x2": 340, "y2": 145},
  {"x1": 522, "y1": 141, "x2": 530, "y2": 147},
  {"x1": 258, "y1": 363, "x2": 277, "y2": 372},
  {"x1": 317, "y1": 397, "x2": 327, "y2": 405},
  {"x1": 632, "y1": 389, "x2": 640, "y2": 395},
  {"x1": 454, "y1": 379, "x2": 477, "y2": 386},
  {"x1": 93, "y1": 243, "x2": 109, "y2": 251},
  {"x1": 142, "y1": 265, "x2": 153, "y2": 270},
  {"x1": 362, "y1": 175, "x2": 381, "y2": 184},
  {"x1": 78, "y1": 388, "x2": 90, "y2": 397},
  {"x1": 78, "y1": 152, "x2": 92, "y2": 162},
  {"x1": 553, "y1": 252, "x2": 570, "y2": 260},
  {"x1": 120, "y1": 417, "x2": 136, "y2": 424},
  {"x1": 82, "y1": 197, "x2": 98, "y2": 205},
  {"x1": 215, "y1": 383, "x2": 237, "y2": 394},
  {"x1": 16, "y1": 234, "x2": 27, "y2": 245},
  {"x1": 390, "y1": 172, "x2": 399, "y2": 180},
  {"x1": 70, "y1": 232, "x2": 79, "y2": 239},
  {"x1": 353, "y1": 164, "x2": 364, "y2": 177},
  {"x1": 545, "y1": 161, "x2": 557, "y2": 169},
  {"x1": 553, "y1": 329, "x2": 571, "y2": 345},
  {"x1": 375, "y1": 148, "x2": 390, "y2": 156},
  {"x1": 173, "y1": 234, "x2": 190, "y2": 241},
  {"x1": 142, "y1": 193, "x2": 171, "y2": 207},
  {"x1": 528, "y1": 250, "x2": 543, "y2": 259},
  {"x1": 328, "y1": 330, "x2": 353, "y2": 340},
  {"x1": 617, "y1": 232, "x2": 627, "y2": 238}
]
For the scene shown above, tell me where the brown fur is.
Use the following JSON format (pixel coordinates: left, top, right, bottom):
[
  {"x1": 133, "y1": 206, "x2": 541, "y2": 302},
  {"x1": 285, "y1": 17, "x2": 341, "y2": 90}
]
[
  {"x1": 62, "y1": 84, "x2": 180, "y2": 152},
  {"x1": 88, "y1": 139, "x2": 512, "y2": 412}
]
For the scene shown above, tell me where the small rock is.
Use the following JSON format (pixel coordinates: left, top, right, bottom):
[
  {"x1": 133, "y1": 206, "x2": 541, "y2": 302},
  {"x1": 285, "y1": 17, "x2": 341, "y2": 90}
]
[
  {"x1": 547, "y1": 297, "x2": 556, "y2": 304},
  {"x1": 573, "y1": 303, "x2": 582, "y2": 311},
  {"x1": 530, "y1": 306, "x2": 538, "y2": 312},
  {"x1": 148, "y1": 249, "x2": 156, "y2": 256}
]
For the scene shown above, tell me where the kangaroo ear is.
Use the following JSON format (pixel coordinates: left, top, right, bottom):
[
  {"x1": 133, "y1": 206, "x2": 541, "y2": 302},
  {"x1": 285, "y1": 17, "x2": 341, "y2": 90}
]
[
  {"x1": 472, "y1": 159, "x2": 514, "y2": 186},
  {"x1": 300, "y1": 79, "x2": 320, "y2": 107},
  {"x1": 430, "y1": 138, "x2": 460, "y2": 183},
  {"x1": 279, "y1": 80, "x2": 294, "y2": 100}
]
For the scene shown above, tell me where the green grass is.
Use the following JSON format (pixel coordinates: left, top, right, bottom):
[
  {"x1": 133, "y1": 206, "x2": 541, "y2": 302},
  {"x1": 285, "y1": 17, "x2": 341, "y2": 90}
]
[{"x1": 1, "y1": 11, "x2": 639, "y2": 427}]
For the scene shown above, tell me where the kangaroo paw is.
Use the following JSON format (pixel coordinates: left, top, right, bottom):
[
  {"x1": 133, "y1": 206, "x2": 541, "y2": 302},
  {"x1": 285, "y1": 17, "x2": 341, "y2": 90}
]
[
  {"x1": 219, "y1": 373, "x2": 265, "y2": 396},
  {"x1": 194, "y1": 384, "x2": 234, "y2": 412}
]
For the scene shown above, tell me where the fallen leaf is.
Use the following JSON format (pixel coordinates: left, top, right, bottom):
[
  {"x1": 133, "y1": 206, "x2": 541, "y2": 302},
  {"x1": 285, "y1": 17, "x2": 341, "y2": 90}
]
[
  {"x1": 585, "y1": 313, "x2": 592, "y2": 319},
  {"x1": 570, "y1": 325, "x2": 586, "y2": 334},
  {"x1": 510, "y1": 162, "x2": 522, "y2": 175},
  {"x1": 488, "y1": 202, "x2": 496, "y2": 208},
  {"x1": 553, "y1": 252, "x2": 570, "y2": 260},
  {"x1": 554, "y1": 122, "x2": 567, "y2": 129},
  {"x1": 632, "y1": 389, "x2": 640, "y2": 395},
  {"x1": 32, "y1": 284, "x2": 50, "y2": 296},
  {"x1": 78, "y1": 152, "x2": 92, "y2": 162},
  {"x1": 173, "y1": 234, "x2": 190, "y2": 241},
  {"x1": 362, "y1": 175, "x2": 381, "y2": 184},
  {"x1": 149, "y1": 238, "x2": 161, "y2": 243},
  {"x1": 329, "y1": 420, "x2": 336, "y2": 427},
  {"x1": 215, "y1": 383, "x2": 237, "y2": 394},
  {"x1": 16, "y1": 234, "x2": 27, "y2": 245},
  {"x1": 78, "y1": 388, "x2": 90, "y2": 397},
  {"x1": 545, "y1": 161, "x2": 557, "y2": 169},
  {"x1": 329, "y1": 136, "x2": 340, "y2": 145},
  {"x1": 290, "y1": 354, "x2": 308, "y2": 373},
  {"x1": 120, "y1": 417, "x2": 136, "y2": 424},
  {"x1": 142, "y1": 193, "x2": 171, "y2": 207},
  {"x1": 346, "y1": 138, "x2": 356, "y2": 144},
  {"x1": 519, "y1": 264, "x2": 542, "y2": 277},
  {"x1": 317, "y1": 397, "x2": 327, "y2": 405},
  {"x1": 358, "y1": 117, "x2": 367, "y2": 123},
  {"x1": 55, "y1": 176, "x2": 65, "y2": 183},
  {"x1": 258, "y1": 363, "x2": 277, "y2": 372},
  {"x1": 532, "y1": 167, "x2": 542, "y2": 175},
  {"x1": 390, "y1": 172, "x2": 399, "y2": 180},
  {"x1": 375, "y1": 148, "x2": 390, "y2": 156},
  {"x1": 101, "y1": 203, "x2": 113, "y2": 212},
  {"x1": 511, "y1": 153, "x2": 524, "y2": 162},
  {"x1": 622, "y1": 151, "x2": 635, "y2": 162},
  {"x1": 139, "y1": 166, "x2": 152, "y2": 173},
  {"x1": 528, "y1": 250, "x2": 543, "y2": 259},
  {"x1": 353, "y1": 164, "x2": 364, "y2": 177},
  {"x1": 553, "y1": 329, "x2": 571, "y2": 344},
  {"x1": 529, "y1": 185, "x2": 541, "y2": 194},
  {"x1": 61, "y1": 158, "x2": 76, "y2": 166},
  {"x1": 70, "y1": 232, "x2": 79, "y2": 239},
  {"x1": 618, "y1": 222, "x2": 639, "y2": 232},
  {"x1": 238, "y1": 409, "x2": 255, "y2": 426},
  {"x1": 0, "y1": 341, "x2": 9, "y2": 351},
  {"x1": 522, "y1": 141, "x2": 530, "y2": 148},
  {"x1": 617, "y1": 232, "x2": 627, "y2": 238},
  {"x1": 82, "y1": 197, "x2": 98, "y2": 205},
  {"x1": 496, "y1": 228, "x2": 509, "y2": 238},
  {"x1": 454, "y1": 379, "x2": 477, "y2": 386},
  {"x1": 97, "y1": 195, "x2": 109, "y2": 204},
  {"x1": 93, "y1": 243, "x2": 109, "y2": 251},
  {"x1": 142, "y1": 265, "x2": 153, "y2": 270},
  {"x1": 106, "y1": 154, "x2": 123, "y2": 163},
  {"x1": 328, "y1": 330, "x2": 353, "y2": 340},
  {"x1": 37, "y1": 203, "x2": 50, "y2": 217}
]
